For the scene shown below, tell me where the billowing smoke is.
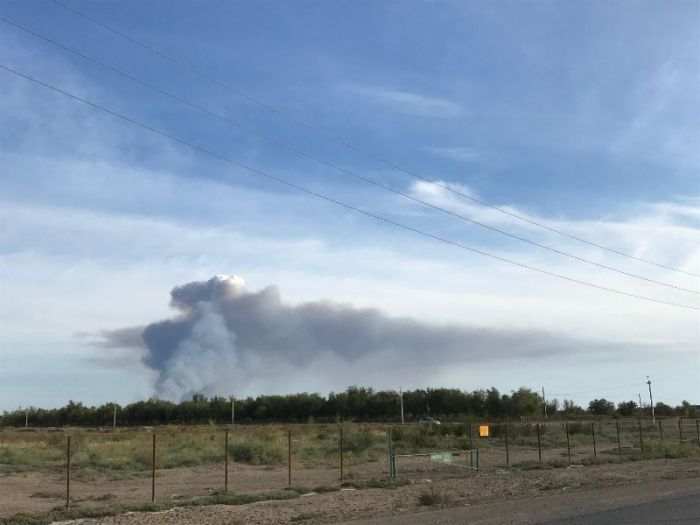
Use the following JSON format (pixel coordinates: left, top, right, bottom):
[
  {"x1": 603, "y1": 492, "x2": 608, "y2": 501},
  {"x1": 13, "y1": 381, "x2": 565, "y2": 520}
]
[{"x1": 100, "y1": 274, "x2": 606, "y2": 400}]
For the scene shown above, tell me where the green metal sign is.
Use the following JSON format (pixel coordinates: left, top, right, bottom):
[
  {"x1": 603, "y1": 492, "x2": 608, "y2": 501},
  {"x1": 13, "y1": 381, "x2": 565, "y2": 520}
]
[{"x1": 429, "y1": 452, "x2": 453, "y2": 464}]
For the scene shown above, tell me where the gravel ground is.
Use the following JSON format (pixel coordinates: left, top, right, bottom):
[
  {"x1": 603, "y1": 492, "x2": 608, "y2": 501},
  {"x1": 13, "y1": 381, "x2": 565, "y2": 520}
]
[{"x1": 48, "y1": 456, "x2": 700, "y2": 525}]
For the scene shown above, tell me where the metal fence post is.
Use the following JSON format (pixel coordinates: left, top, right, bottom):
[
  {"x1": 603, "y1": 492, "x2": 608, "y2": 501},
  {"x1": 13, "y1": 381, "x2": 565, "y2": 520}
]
[
  {"x1": 536, "y1": 422, "x2": 542, "y2": 463},
  {"x1": 565, "y1": 421, "x2": 571, "y2": 463},
  {"x1": 151, "y1": 432, "x2": 156, "y2": 502},
  {"x1": 696, "y1": 420, "x2": 699, "y2": 448},
  {"x1": 638, "y1": 419, "x2": 644, "y2": 453},
  {"x1": 387, "y1": 426, "x2": 397, "y2": 478},
  {"x1": 339, "y1": 426, "x2": 344, "y2": 484},
  {"x1": 504, "y1": 423, "x2": 510, "y2": 467},
  {"x1": 658, "y1": 420, "x2": 663, "y2": 441},
  {"x1": 591, "y1": 422, "x2": 597, "y2": 458},
  {"x1": 469, "y1": 422, "x2": 473, "y2": 451},
  {"x1": 287, "y1": 427, "x2": 292, "y2": 486},
  {"x1": 678, "y1": 418, "x2": 683, "y2": 447},
  {"x1": 66, "y1": 436, "x2": 71, "y2": 509},
  {"x1": 616, "y1": 421, "x2": 621, "y2": 457},
  {"x1": 224, "y1": 429, "x2": 229, "y2": 492}
]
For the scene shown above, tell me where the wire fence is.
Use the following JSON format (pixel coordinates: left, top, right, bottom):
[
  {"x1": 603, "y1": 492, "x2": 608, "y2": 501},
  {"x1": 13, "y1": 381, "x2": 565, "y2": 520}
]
[{"x1": 1, "y1": 419, "x2": 698, "y2": 517}]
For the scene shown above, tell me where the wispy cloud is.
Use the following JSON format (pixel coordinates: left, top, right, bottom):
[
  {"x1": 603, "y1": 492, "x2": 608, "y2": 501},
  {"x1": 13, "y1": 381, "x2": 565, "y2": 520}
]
[
  {"x1": 425, "y1": 146, "x2": 481, "y2": 162},
  {"x1": 342, "y1": 84, "x2": 465, "y2": 118}
]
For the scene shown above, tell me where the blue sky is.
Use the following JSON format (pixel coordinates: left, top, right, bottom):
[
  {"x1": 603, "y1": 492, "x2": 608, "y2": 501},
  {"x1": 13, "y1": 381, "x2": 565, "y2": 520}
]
[{"x1": 0, "y1": 1, "x2": 698, "y2": 411}]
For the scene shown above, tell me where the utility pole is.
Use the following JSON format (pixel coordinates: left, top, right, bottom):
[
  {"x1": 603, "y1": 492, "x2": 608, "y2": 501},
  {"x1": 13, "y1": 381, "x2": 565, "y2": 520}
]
[
  {"x1": 399, "y1": 387, "x2": 404, "y2": 424},
  {"x1": 231, "y1": 396, "x2": 235, "y2": 425},
  {"x1": 542, "y1": 387, "x2": 547, "y2": 420},
  {"x1": 647, "y1": 377, "x2": 655, "y2": 423}
]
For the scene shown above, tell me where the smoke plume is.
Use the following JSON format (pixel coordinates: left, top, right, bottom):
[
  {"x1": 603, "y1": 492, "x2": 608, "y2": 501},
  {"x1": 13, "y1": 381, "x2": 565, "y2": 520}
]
[{"x1": 100, "y1": 274, "x2": 605, "y2": 400}]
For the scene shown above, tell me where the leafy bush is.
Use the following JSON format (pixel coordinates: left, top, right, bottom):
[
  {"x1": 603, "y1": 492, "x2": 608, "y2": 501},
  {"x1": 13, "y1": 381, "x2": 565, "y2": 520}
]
[{"x1": 228, "y1": 439, "x2": 285, "y2": 465}]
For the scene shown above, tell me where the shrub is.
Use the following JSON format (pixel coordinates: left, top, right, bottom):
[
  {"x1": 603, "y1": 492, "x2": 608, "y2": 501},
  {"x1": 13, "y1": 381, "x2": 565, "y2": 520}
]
[{"x1": 417, "y1": 484, "x2": 453, "y2": 507}]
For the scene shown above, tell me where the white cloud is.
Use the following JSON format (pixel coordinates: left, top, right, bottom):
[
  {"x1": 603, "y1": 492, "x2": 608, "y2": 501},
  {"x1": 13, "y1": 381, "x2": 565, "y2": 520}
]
[
  {"x1": 342, "y1": 84, "x2": 465, "y2": 118},
  {"x1": 425, "y1": 146, "x2": 481, "y2": 162}
]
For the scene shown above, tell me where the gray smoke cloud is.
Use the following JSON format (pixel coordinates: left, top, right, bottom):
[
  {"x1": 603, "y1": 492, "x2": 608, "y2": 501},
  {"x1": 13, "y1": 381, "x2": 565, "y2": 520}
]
[{"x1": 100, "y1": 274, "x2": 616, "y2": 400}]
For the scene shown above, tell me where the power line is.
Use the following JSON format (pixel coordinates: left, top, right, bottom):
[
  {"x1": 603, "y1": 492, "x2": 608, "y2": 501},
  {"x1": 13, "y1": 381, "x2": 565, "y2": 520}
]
[
  {"x1": 50, "y1": 0, "x2": 700, "y2": 278},
  {"x1": 2, "y1": 63, "x2": 698, "y2": 312},
  {"x1": 3, "y1": 16, "x2": 697, "y2": 296}
]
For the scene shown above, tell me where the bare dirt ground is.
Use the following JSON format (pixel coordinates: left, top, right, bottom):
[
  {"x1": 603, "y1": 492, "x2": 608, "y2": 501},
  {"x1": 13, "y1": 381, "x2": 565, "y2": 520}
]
[
  {"x1": 0, "y1": 460, "x2": 383, "y2": 517},
  {"x1": 0, "y1": 444, "x2": 612, "y2": 517},
  {"x1": 22, "y1": 456, "x2": 699, "y2": 525}
]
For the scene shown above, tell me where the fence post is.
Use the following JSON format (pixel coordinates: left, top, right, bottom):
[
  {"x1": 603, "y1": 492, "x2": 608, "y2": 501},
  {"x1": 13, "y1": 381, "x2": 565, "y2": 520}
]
[
  {"x1": 658, "y1": 420, "x2": 663, "y2": 441},
  {"x1": 151, "y1": 432, "x2": 156, "y2": 502},
  {"x1": 469, "y1": 423, "x2": 473, "y2": 451},
  {"x1": 616, "y1": 421, "x2": 621, "y2": 457},
  {"x1": 678, "y1": 418, "x2": 683, "y2": 447},
  {"x1": 339, "y1": 426, "x2": 344, "y2": 484},
  {"x1": 696, "y1": 420, "x2": 699, "y2": 448},
  {"x1": 66, "y1": 436, "x2": 71, "y2": 509},
  {"x1": 565, "y1": 421, "x2": 571, "y2": 463},
  {"x1": 638, "y1": 419, "x2": 644, "y2": 453},
  {"x1": 536, "y1": 423, "x2": 542, "y2": 463},
  {"x1": 591, "y1": 422, "x2": 597, "y2": 458},
  {"x1": 224, "y1": 429, "x2": 229, "y2": 492},
  {"x1": 287, "y1": 427, "x2": 292, "y2": 486},
  {"x1": 504, "y1": 423, "x2": 510, "y2": 467},
  {"x1": 388, "y1": 427, "x2": 395, "y2": 478}
]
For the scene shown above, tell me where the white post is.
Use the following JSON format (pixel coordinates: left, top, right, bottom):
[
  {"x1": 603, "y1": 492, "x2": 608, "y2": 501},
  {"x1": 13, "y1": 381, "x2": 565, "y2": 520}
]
[
  {"x1": 25, "y1": 409, "x2": 28, "y2": 428},
  {"x1": 113, "y1": 404, "x2": 117, "y2": 428},
  {"x1": 638, "y1": 393, "x2": 643, "y2": 418},
  {"x1": 647, "y1": 377, "x2": 655, "y2": 424},
  {"x1": 542, "y1": 387, "x2": 547, "y2": 420}
]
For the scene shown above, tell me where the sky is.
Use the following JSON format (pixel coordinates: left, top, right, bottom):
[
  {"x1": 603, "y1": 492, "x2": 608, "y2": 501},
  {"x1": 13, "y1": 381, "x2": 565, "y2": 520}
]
[{"x1": 0, "y1": 0, "x2": 698, "y2": 412}]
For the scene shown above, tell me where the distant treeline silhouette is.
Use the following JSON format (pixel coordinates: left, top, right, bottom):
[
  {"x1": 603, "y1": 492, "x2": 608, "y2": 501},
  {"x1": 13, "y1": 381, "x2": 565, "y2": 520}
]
[{"x1": 1, "y1": 387, "x2": 694, "y2": 427}]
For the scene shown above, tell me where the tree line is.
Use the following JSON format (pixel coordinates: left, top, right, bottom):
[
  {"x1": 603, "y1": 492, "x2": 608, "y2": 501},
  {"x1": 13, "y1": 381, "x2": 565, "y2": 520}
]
[{"x1": 0, "y1": 386, "x2": 694, "y2": 427}]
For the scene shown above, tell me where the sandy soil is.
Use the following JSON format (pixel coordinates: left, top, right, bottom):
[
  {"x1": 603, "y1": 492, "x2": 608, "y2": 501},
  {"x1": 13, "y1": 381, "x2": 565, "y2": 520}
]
[{"x1": 23, "y1": 456, "x2": 700, "y2": 525}]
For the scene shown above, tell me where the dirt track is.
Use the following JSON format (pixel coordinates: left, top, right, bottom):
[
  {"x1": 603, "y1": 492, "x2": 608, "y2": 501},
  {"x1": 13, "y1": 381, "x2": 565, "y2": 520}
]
[{"x1": 38, "y1": 457, "x2": 700, "y2": 525}]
